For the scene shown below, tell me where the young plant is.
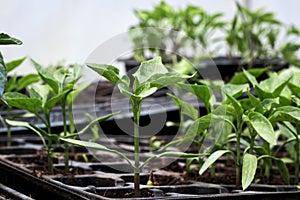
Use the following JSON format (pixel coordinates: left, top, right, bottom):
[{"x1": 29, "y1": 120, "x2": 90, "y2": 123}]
[
  {"x1": 198, "y1": 75, "x2": 293, "y2": 190},
  {"x1": 1, "y1": 57, "x2": 40, "y2": 146},
  {"x1": 225, "y1": 2, "x2": 281, "y2": 65},
  {"x1": 130, "y1": 1, "x2": 226, "y2": 62},
  {"x1": 62, "y1": 57, "x2": 199, "y2": 197},
  {"x1": 0, "y1": 33, "x2": 22, "y2": 146},
  {"x1": 3, "y1": 61, "x2": 95, "y2": 174},
  {"x1": 267, "y1": 71, "x2": 300, "y2": 184}
]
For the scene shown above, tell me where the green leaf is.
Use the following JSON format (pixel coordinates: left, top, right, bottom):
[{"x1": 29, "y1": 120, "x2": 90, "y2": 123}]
[
  {"x1": 134, "y1": 82, "x2": 157, "y2": 98},
  {"x1": 184, "y1": 114, "x2": 212, "y2": 140},
  {"x1": 199, "y1": 150, "x2": 231, "y2": 175},
  {"x1": 117, "y1": 75, "x2": 133, "y2": 98},
  {"x1": 86, "y1": 63, "x2": 120, "y2": 85},
  {"x1": 269, "y1": 106, "x2": 300, "y2": 124},
  {"x1": 261, "y1": 98, "x2": 279, "y2": 112},
  {"x1": 147, "y1": 72, "x2": 190, "y2": 90},
  {"x1": 224, "y1": 83, "x2": 249, "y2": 98},
  {"x1": 28, "y1": 84, "x2": 50, "y2": 105},
  {"x1": 230, "y1": 68, "x2": 267, "y2": 84},
  {"x1": 3, "y1": 92, "x2": 42, "y2": 113},
  {"x1": 274, "y1": 159, "x2": 290, "y2": 185},
  {"x1": 243, "y1": 68, "x2": 258, "y2": 86},
  {"x1": 6, "y1": 57, "x2": 26, "y2": 72},
  {"x1": 0, "y1": 33, "x2": 22, "y2": 45},
  {"x1": 16, "y1": 74, "x2": 40, "y2": 92},
  {"x1": 246, "y1": 111, "x2": 276, "y2": 145},
  {"x1": 168, "y1": 93, "x2": 198, "y2": 120},
  {"x1": 225, "y1": 93, "x2": 243, "y2": 120},
  {"x1": 180, "y1": 84, "x2": 213, "y2": 111},
  {"x1": 5, "y1": 119, "x2": 48, "y2": 147},
  {"x1": 0, "y1": 52, "x2": 7, "y2": 96},
  {"x1": 170, "y1": 58, "x2": 195, "y2": 75},
  {"x1": 31, "y1": 59, "x2": 60, "y2": 94},
  {"x1": 44, "y1": 88, "x2": 72, "y2": 114},
  {"x1": 159, "y1": 114, "x2": 211, "y2": 151},
  {"x1": 254, "y1": 75, "x2": 290, "y2": 99},
  {"x1": 76, "y1": 113, "x2": 116, "y2": 136},
  {"x1": 133, "y1": 57, "x2": 168, "y2": 89},
  {"x1": 242, "y1": 153, "x2": 257, "y2": 190},
  {"x1": 67, "y1": 82, "x2": 91, "y2": 105},
  {"x1": 61, "y1": 138, "x2": 134, "y2": 169},
  {"x1": 247, "y1": 90, "x2": 263, "y2": 113}
]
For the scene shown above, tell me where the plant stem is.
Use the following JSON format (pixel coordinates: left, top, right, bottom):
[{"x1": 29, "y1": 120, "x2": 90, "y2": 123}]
[
  {"x1": 132, "y1": 98, "x2": 142, "y2": 197},
  {"x1": 236, "y1": 132, "x2": 241, "y2": 189},
  {"x1": 249, "y1": 136, "x2": 255, "y2": 155},
  {"x1": 295, "y1": 124, "x2": 300, "y2": 184},
  {"x1": 45, "y1": 114, "x2": 54, "y2": 175},
  {"x1": 6, "y1": 123, "x2": 11, "y2": 147},
  {"x1": 6, "y1": 108, "x2": 12, "y2": 147},
  {"x1": 62, "y1": 102, "x2": 69, "y2": 173}
]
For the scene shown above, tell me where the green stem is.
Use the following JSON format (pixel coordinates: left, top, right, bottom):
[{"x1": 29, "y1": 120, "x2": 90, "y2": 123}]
[
  {"x1": 249, "y1": 136, "x2": 255, "y2": 155},
  {"x1": 235, "y1": 121, "x2": 243, "y2": 189},
  {"x1": 45, "y1": 113, "x2": 54, "y2": 175},
  {"x1": 6, "y1": 123, "x2": 11, "y2": 147},
  {"x1": 295, "y1": 125, "x2": 300, "y2": 184},
  {"x1": 132, "y1": 98, "x2": 142, "y2": 197},
  {"x1": 47, "y1": 138, "x2": 54, "y2": 174},
  {"x1": 236, "y1": 132, "x2": 241, "y2": 189},
  {"x1": 62, "y1": 102, "x2": 69, "y2": 173},
  {"x1": 6, "y1": 108, "x2": 12, "y2": 147}
]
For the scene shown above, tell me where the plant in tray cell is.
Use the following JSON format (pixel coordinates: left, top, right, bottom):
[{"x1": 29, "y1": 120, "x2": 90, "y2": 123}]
[
  {"x1": 1, "y1": 57, "x2": 40, "y2": 146},
  {"x1": 130, "y1": 1, "x2": 226, "y2": 64},
  {"x1": 3, "y1": 61, "x2": 111, "y2": 174},
  {"x1": 156, "y1": 81, "x2": 217, "y2": 173},
  {"x1": 226, "y1": 2, "x2": 281, "y2": 64},
  {"x1": 0, "y1": 33, "x2": 23, "y2": 146},
  {"x1": 226, "y1": 2, "x2": 300, "y2": 71},
  {"x1": 266, "y1": 70, "x2": 300, "y2": 185},
  {"x1": 197, "y1": 73, "x2": 294, "y2": 190},
  {"x1": 62, "y1": 56, "x2": 200, "y2": 197}
]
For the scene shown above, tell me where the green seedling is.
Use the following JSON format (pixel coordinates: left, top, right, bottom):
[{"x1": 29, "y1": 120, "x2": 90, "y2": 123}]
[
  {"x1": 0, "y1": 33, "x2": 22, "y2": 146},
  {"x1": 62, "y1": 57, "x2": 199, "y2": 197},
  {"x1": 130, "y1": 1, "x2": 226, "y2": 62},
  {"x1": 198, "y1": 75, "x2": 293, "y2": 190},
  {"x1": 3, "y1": 61, "x2": 100, "y2": 174},
  {"x1": 1, "y1": 57, "x2": 40, "y2": 146}
]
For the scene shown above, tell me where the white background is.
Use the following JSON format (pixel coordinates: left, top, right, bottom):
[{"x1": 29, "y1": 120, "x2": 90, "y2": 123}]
[{"x1": 0, "y1": 0, "x2": 299, "y2": 74}]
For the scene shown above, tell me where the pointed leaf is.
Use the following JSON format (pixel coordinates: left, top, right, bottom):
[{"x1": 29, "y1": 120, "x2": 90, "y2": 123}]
[
  {"x1": 246, "y1": 111, "x2": 276, "y2": 145},
  {"x1": 180, "y1": 84, "x2": 213, "y2": 111},
  {"x1": 6, "y1": 119, "x2": 47, "y2": 147},
  {"x1": 31, "y1": 59, "x2": 59, "y2": 94},
  {"x1": 199, "y1": 150, "x2": 231, "y2": 175},
  {"x1": 242, "y1": 153, "x2": 257, "y2": 190},
  {"x1": 226, "y1": 93, "x2": 243, "y2": 120},
  {"x1": 3, "y1": 92, "x2": 42, "y2": 113},
  {"x1": 133, "y1": 57, "x2": 168, "y2": 89},
  {"x1": 275, "y1": 159, "x2": 290, "y2": 185},
  {"x1": 243, "y1": 69, "x2": 258, "y2": 86},
  {"x1": 16, "y1": 74, "x2": 40, "y2": 92},
  {"x1": 230, "y1": 68, "x2": 268, "y2": 84},
  {"x1": 86, "y1": 63, "x2": 120, "y2": 85},
  {"x1": 224, "y1": 83, "x2": 249, "y2": 98},
  {"x1": 247, "y1": 90, "x2": 263, "y2": 113},
  {"x1": 0, "y1": 33, "x2": 22, "y2": 45},
  {"x1": 6, "y1": 57, "x2": 26, "y2": 72},
  {"x1": 269, "y1": 106, "x2": 300, "y2": 124},
  {"x1": 168, "y1": 93, "x2": 198, "y2": 120},
  {"x1": 0, "y1": 52, "x2": 6, "y2": 96},
  {"x1": 148, "y1": 72, "x2": 191, "y2": 90}
]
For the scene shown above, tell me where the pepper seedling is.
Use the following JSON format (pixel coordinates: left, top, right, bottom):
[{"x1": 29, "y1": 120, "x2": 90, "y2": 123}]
[{"x1": 62, "y1": 56, "x2": 199, "y2": 197}]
